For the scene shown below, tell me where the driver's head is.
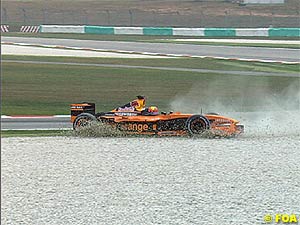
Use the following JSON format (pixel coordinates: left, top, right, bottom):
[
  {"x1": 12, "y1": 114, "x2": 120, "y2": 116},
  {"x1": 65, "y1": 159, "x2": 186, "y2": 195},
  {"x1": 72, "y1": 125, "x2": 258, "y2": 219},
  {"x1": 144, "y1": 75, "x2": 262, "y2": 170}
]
[
  {"x1": 136, "y1": 95, "x2": 145, "y2": 100},
  {"x1": 148, "y1": 106, "x2": 159, "y2": 115}
]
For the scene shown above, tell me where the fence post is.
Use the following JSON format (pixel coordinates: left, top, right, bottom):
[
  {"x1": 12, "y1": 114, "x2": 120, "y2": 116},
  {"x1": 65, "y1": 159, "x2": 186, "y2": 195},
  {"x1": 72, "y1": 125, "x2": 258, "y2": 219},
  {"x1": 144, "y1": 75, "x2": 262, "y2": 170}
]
[
  {"x1": 129, "y1": 10, "x2": 133, "y2": 26},
  {"x1": 21, "y1": 8, "x2": 27, "y2": 23},
  {"x1": 42, "y1": 9, "x2": 47, "y2": 24},
  {"x1": 225, "y1": 10, "x2": 228, "y2": 27},
  {"x1": 106, "y1": 10, "x2": 110, "y2": 25},
  {"x1": 83, "y1": 10, "x2": 88, "y2": 25},
  {"x1": 2, "y1": 8, "x2": 8, "y2": 22},
  {"x1": 249, "y1": 10, "x2": 252, "y2": 28},
  {"x1": 199, "y1": 10, "x2": 204, "y2": 27},
  {"x1": 152, "y1": 11, "x2": 156, "y2": 26}
]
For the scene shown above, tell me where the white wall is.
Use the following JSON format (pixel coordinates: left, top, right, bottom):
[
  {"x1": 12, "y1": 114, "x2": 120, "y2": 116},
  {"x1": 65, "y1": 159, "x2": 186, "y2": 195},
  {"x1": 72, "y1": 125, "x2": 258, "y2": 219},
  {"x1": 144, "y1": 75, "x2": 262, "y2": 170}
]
[{"x1": 41, "y1": 25, "x2": 85, "y2": 33}]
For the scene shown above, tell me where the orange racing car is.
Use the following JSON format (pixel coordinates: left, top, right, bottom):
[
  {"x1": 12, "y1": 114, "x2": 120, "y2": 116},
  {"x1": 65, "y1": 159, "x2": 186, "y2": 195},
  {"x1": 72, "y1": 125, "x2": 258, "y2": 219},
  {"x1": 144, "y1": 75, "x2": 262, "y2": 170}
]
[{"x1": 71, "y1": 102, "x2": 244, "y2": 137}]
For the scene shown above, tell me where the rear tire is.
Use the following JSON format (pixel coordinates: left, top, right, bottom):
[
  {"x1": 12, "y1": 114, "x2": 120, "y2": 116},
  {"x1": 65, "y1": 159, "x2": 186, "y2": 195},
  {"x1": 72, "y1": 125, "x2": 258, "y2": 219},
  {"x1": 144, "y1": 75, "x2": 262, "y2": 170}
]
[
  {"x1": 186, "y1": 115, "x2": 210, "y2": 135},
  {"x1": 73, "y1": 113, "x2": 97, "y2": 130},
  {"x1": 206, "y1": 112, "x2": 219, "y2": 115}
]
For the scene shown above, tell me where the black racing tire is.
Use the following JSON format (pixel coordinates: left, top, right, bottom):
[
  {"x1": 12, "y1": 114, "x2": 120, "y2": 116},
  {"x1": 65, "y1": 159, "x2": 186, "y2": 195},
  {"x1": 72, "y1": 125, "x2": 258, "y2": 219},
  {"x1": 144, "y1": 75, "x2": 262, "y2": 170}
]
[
  {"x1": 186, "y1": 115, "x2": 210, "y2": 135},
  {"x1": 73, "y1": 113, "x2": 97, "y2": 130},
  {"x1": 95, "y1": 112, "x2": 106, "y2": 118}
]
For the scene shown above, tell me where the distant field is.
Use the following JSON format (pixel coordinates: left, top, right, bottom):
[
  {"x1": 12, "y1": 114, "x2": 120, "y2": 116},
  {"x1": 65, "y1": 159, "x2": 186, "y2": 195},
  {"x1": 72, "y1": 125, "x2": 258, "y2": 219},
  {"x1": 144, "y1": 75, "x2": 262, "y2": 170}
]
[
  {"x1": 3, "y1": 0, "x2": 298, "y2": 16},
  {"x1": 2, "y1": 55, "x2": 299, "y2": 115},
  {"x1": 2, "y1": 0, "x2": 299, "y2": 27}
]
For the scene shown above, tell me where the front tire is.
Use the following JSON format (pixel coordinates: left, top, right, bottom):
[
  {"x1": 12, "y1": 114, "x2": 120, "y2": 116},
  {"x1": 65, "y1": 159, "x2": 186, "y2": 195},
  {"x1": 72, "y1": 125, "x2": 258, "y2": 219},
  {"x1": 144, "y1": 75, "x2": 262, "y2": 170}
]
[
  {"x1": 186, "y1": 115, "x2": 210, "y2": 135},
  {"x1": 73, "y1": 113, "x2": 97, "y2": 130}
]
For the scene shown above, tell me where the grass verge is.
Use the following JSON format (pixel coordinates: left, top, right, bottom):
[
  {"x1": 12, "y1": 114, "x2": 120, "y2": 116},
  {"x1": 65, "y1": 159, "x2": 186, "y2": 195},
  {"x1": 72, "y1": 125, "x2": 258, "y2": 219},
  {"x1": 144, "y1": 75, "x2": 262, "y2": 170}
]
[
  {"x1": 2, "y1": 55, "x2": 299, "y2": 115},
  {"x1": 1, "y1": 130, "x2": 71, "y2": 137},
  {"x1": 3, "y1": 55, "x2": 299, "y2": 73}
]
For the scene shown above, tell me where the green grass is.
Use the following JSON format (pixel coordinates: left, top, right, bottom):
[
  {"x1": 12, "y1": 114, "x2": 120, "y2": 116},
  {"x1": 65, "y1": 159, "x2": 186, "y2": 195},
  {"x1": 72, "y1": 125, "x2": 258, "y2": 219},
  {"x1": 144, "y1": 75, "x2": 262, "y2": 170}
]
[
  {"x1": 2, "y1": 33, "x2": 300, "y2": 48},
  {"x1": 2, "y1": 32, "x2": 167, "y2": 41},
  {"x1": 1, "y1": 130, "x2": 70, "y2": 137},
  {"x1": 2, "y1": 55, "x2": 299, "y2": 115},
  {"x1": 3, "y1": 55, "x2": 299, "y2": 73}
]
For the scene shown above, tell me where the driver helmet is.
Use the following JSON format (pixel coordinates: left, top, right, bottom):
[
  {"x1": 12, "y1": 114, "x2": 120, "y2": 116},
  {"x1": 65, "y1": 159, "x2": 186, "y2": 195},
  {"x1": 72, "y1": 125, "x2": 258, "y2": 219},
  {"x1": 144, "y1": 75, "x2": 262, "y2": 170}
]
[
  {"x1": 136, "y1": 95, "x2": 145, "y2": 100},
  {"x1": 148, "y1": 106, "x2": 159, "y2": 115}
]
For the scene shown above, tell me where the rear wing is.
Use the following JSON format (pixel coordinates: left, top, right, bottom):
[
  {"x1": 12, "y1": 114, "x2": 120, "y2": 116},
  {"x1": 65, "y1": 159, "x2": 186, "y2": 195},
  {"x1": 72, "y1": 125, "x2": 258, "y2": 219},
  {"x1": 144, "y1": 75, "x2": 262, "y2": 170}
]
[{"x1": 70, "y1": 102, "x2": 95, "y2": 123}]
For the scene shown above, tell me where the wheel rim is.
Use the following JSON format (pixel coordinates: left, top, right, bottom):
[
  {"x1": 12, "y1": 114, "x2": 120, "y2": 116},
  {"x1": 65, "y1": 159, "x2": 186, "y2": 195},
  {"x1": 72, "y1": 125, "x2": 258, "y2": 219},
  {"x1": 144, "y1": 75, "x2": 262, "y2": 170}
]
[
  {"x1": 189, "y1": 118, "x2": 207, "y2": 134},
  {"x1": 76, "y1": 117, "x2": 91, "y2": 128}
]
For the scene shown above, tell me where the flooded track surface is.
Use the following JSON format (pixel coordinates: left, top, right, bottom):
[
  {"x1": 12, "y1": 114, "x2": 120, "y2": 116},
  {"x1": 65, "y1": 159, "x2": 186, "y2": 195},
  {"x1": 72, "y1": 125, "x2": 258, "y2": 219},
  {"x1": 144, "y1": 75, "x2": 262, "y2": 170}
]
[{"x1": 2, "y1": 134, "x2": 299, "y2": 225}]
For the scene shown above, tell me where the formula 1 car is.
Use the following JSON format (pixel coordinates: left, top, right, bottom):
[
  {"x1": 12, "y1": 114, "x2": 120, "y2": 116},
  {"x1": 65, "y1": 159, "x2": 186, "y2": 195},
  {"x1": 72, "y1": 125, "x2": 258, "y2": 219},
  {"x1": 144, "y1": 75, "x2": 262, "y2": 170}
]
[{"x1": 70, "y1": 102, "x2": 244, "y2": 137}]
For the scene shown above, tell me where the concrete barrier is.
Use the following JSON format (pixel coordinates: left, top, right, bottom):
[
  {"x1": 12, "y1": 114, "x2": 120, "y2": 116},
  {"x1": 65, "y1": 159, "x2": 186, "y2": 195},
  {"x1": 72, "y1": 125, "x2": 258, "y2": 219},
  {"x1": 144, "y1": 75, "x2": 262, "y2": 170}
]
[
  {"x1": 143, "y1": 27, "x2": 173, "y2": 36},
  {"x1": 236, "y1": 28, "x2": 269, "y2": 36},
  {"x1": 84, "y1": 26, "x2": 114, "y2": 34},
  {"x1": 115, "y1": 27, "x2": 143, "y2": 35},
  {"x1": 38, "y1": 25, "x2": 300, "y2": 37},
  {"x1": 20, "y1": 26, "x2": 40, "y2": 33},
  {"x1": 40, "y1": 25, "x2": 84, "y2": 33},
  {"x1": 204, "y1": 28, "x2": 236, "y2": 37},
  {"x1": 269, "y1": 28, "x2": 300, "y2": 37},
  {"x1": 1, "y1": 25, "x2": 9, "y2": 32},
  {"x1": 173, "y1": 28, "x2": 205, "y2": 36}
]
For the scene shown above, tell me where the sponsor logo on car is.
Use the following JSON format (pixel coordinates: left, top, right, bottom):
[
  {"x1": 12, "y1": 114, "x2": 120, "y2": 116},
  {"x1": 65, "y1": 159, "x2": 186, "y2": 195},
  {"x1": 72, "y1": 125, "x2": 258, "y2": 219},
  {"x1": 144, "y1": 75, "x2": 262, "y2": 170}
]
[
  {"x1": 120, "y1": 123, "x2": 157, "y2": 132},
  {"x1": 71, "y1": 106, "x2": 84, "y2": 109},
  {"x1": 214, "y1": 119, "x2": 231, "y2": 123}
]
